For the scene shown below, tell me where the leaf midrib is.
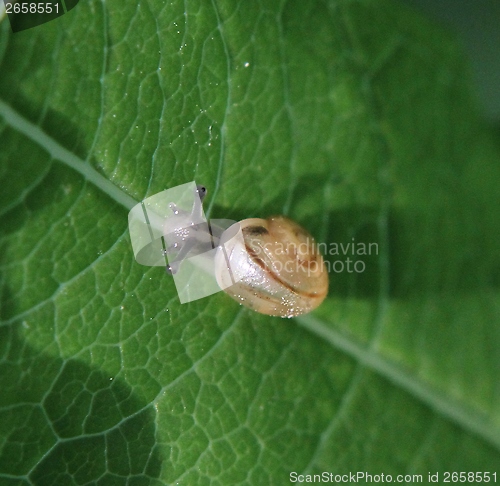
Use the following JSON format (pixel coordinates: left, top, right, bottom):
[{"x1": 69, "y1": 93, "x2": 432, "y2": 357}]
[
  {"x1": 1, "y1": 100, "x2": 499, "y2": 454},
  {"x1": 0, "y1": 100, "x2": 137, "y2": 211}
]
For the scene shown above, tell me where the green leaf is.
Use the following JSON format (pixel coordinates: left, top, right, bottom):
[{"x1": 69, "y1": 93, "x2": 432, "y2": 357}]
[{"x1": 1, "y1": 0, "x2": 500, "y2": 484}]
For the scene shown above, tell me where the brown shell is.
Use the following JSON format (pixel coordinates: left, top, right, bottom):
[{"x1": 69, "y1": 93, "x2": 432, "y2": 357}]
[{"x1": 215, "y1": 216, "x2": 328, "y2": 318}]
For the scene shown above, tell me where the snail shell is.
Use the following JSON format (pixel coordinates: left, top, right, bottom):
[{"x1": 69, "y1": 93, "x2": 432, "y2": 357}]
[{"x1": 215, "y1": 216, "x2": 328, "y2": 318}]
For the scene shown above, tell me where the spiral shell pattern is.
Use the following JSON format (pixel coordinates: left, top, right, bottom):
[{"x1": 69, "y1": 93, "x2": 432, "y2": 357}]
[{"x1": 215, "y1": 216, "x2": 328, "y2": 318}]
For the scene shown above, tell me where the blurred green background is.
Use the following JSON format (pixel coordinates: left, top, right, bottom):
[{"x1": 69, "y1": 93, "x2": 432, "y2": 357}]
[{"x1": 401, "y1": 0, "x2": 500, "y2": 121}]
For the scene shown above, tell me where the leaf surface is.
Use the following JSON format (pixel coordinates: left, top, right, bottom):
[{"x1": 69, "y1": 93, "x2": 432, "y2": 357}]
[{"x1": 1, "y1": 0, "x2": 500, "y2": 484}]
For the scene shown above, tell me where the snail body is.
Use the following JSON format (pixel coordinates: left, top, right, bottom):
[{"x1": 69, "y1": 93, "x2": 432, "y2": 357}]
[
  {"x1": 161, "y1": 184, "x2": 328, "y2": 317},
  {"x1": 215, "y1": 216, "x2": 328, "y2": 318}
]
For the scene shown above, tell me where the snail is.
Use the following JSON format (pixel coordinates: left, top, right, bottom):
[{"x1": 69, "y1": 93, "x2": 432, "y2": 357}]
[
  {"x1": 164, "y1": 185, "x2": 328, "y2": 318},
  {"x1": 214, "y1": 216, "x2": 329, "y2": 318}
]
